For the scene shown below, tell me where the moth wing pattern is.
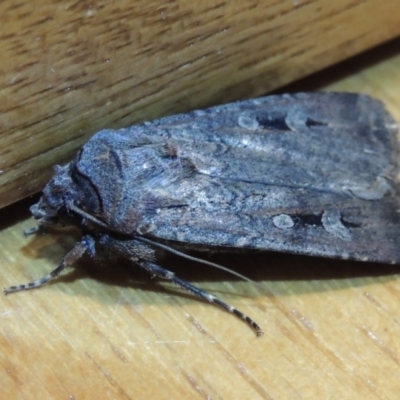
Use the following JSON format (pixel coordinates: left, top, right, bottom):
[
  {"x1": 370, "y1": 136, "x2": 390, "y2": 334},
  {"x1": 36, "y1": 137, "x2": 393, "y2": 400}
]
[{"x1": 72, "y1": 93, "x2": 400, "y2": 264}]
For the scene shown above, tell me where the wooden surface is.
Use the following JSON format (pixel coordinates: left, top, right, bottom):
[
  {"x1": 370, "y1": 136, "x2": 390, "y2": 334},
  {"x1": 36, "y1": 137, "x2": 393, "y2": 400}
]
[
  {"x1": 1, "y1": 0, "x2": 400, "y2": 209},
  {"x1": 2, "y1": 42, "x2": 400, "y2": 399}
]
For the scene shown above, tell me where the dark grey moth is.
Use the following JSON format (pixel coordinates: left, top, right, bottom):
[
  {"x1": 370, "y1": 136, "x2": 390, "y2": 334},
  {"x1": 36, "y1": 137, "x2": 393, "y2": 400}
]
[{"x1": 5, "y1": 92, "x2": 400, "y2": 335}]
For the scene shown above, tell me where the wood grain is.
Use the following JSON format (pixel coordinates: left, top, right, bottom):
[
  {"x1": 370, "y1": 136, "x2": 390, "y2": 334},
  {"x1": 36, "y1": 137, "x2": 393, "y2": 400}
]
[
  {"x1": 1, "y1": 42, "x2": 400, "y2": 399},
  {"x1": 1, "y1": 0, "x2": 400, "y2": 208}
]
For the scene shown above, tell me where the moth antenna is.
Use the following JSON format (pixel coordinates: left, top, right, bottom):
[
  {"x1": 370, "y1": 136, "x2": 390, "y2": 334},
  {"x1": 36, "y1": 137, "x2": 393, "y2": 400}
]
[
  {"x1": 69, "y1": 204, "x2": 261, "y2": 287},
  {"x1": 136, "y1": 236, "x2": 260, "y2": 287},
  {"x1": 69, "y1": 203, "x2": 261, "y2": 288},
  {"x1": 68, "y1": 202, "x2": 109, "y2": 229},
  {"x1": 68, "y1": 205, "x2": 257, "y2": 282}
]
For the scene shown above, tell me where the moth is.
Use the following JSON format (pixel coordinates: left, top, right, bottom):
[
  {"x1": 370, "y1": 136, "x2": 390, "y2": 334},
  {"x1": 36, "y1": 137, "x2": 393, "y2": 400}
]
[{"x1": 5, "y1": 92, "x2": 400, "y2": 335}]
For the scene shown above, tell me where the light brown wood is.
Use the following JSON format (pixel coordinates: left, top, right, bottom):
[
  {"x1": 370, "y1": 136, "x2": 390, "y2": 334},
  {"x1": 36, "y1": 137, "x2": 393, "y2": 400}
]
[
  {"x1": 1, "y1": 0, "x2": 400, "y2": 208},
  {"x1": 2, "y1": 41, "x2": 400, "y2": 399}
]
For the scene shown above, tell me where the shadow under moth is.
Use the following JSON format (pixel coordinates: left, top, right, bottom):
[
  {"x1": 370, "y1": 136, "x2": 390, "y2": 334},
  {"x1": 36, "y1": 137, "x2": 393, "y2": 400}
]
[{"x1": 5, "y1": 92, "x2": 400, "y2": 335}]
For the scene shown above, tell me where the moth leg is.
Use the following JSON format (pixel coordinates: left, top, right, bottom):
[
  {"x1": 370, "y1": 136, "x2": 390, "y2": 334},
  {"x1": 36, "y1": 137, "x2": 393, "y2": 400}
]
[
  {"x1": 138, "y1": 260, "x2": 263, "y2": 336},
  {"x1": 24, "y1": 220, "x2": 70, "y2": 236},
  {"x1": 4, "y1": 235, "x2": 95, "y2": 294},
  {"x1": 23, "y1": 225, "x2": 41, "y2": 236}
]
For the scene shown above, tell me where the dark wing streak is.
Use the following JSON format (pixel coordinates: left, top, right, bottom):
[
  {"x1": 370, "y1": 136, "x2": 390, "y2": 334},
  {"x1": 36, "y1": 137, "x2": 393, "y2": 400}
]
[{"x1": 194, "y1": 170, "x2": 355, "y2": 197}]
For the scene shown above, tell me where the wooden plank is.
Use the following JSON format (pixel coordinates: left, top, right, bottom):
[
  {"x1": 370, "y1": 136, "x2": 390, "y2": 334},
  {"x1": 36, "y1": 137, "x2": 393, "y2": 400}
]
[
  {"x1": 1, "y1": 0, "x2": 400, "y2": 208},
  {"x1": 1, "y1": 41, "x2": 400, "y2": 399}
]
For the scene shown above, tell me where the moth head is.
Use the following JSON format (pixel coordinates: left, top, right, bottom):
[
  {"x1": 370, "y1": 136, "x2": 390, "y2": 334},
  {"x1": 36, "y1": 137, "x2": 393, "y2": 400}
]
[{"x1": 30, "y1": 164, "x2": 77, "y2": 226}]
